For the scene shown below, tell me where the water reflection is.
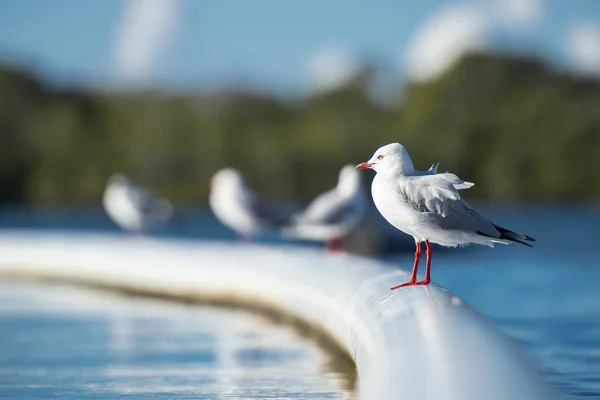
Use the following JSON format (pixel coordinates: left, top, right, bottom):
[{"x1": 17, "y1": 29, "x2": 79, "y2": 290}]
[{"x1": 0, "y1": 281, "x2": 352, "y2": 399}]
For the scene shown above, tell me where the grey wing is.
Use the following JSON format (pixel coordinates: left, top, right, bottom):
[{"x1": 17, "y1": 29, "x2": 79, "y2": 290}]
[
  {"x1": 293, "y1": 190, "x2": 357, "y2": 226},
  {"x1": 401, "y1": 173, "x2": 498, "y2": 236},
  {"x1": 311, "y1": 200, "x2": 360, "y2": 225},
  {"x1": 129, "y1": 186, "x2": 172, "y2": 220},
  {"x1": 402, "y1": 174, "x2": 534, "y2": 245},
  {"x1": 437, "y1": 198, "x2": 499, "y2": 237},
  {"x1": 128, "y1": 187, "x2": 155, "y2": 212}
]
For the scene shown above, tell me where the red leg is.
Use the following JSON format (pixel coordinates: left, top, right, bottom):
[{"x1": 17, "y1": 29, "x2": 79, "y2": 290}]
[
  {"x1": 416, "y1": 240, "x2": 432, "y2": 285},
  {"x1": 390, "y1": 241, "x2": 421, "y2": 290},
  {"x1": 409, "y1": 241, "x2": 421, "y2": 282},
  {"x1": 325, "y1": 238, "x2": 344, "y2": 253}
]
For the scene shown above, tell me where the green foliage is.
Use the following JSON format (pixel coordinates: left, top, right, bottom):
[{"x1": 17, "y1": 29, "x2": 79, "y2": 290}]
[
  {"x1": 0, "y1": 53, "x2": 599, "y2": 204},
  {"x1": 400, "y1": 53, "x2": 600, "y2": 199}
]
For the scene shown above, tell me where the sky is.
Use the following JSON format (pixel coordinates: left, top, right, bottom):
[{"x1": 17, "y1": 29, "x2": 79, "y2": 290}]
[{"x1": 0, "y1": 0, "x2": 599, "y2": 94}]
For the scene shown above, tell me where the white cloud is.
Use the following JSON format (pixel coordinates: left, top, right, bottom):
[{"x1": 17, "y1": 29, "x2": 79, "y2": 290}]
[
  {"x1": 567, "y1": 21, "x2": 600, "y2": 76},
  {"x1": 114, "y1": 0, "x2": 180, "y2": 82},
  {"x1": 494, "y1": 0, "x2": 543, "y2": 29},
  {"x1": 306, "y1": 48, "x2": 360, "y2": 92},
  {"x1": 403, "y1": 0, "x2": 546, "y2": 82},
  {"x1": 404, "y1": 3, "x2": 491, "y2": 82}
]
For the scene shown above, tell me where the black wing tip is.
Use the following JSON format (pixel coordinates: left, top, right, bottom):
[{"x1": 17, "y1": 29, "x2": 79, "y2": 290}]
[
  {"x1": 510, "y1": 238, "x2": 533, "y2": 248},
  {"x1": 477, "y1": 229, "x2": 534, "y2": 248},
  {"x1": 491, "y1": 225, "x2": 535, "y2": 246}
]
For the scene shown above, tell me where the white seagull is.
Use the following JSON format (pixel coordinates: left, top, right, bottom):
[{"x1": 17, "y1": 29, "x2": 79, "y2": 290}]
[
  {"x1": 209, "y1": 168, "x2": 288, "y2": 240},
  {"x1": 356, "y1": 143, "x2": 534, "y2": 289},
  {"x1": 103, "y1": 174, "x2": 173, "y2": 234},
  {"x1": 285, "y1": 164, "x2": 367, "y2": 251}
]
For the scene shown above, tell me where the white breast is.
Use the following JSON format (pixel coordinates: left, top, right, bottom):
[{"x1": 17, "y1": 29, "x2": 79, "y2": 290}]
[
  {"x1": 103, "y1": 186, "x2": 144, "y2": 232},
  {"x1": 371, "y1": 174, "x2": 421, "y2": 240},
  {"x1": 209, "y1": 186, "x2": 262, "y2": 237}
]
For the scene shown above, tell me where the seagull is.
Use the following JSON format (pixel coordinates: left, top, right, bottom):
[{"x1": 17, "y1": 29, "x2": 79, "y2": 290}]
[
  {"x1": 209, "y1": 168, "x2": 289, "y2": 240},
  {"x1": 103, "y1": 174, "x2": 173, "y2": 234},
  {"x1": 355, "y1": 143, "x2": 534, "y2": 289},
  {"x1": 284, "y1": 164, "x2": 367, "y2": 251}
]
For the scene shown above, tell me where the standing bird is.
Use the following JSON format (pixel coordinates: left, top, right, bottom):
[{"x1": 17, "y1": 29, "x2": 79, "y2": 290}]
[
  {"x1": 209, "y1": 168, "x2": 288, "y2": 240},
  {"x1": 103, "y1": 174, "x2": 173, "y2": 234},
  {"x1": 284, "y1": 165, "x2": 367, "y2": 251},
  {"x1": 355, "y1": 143, "x2": 534, "y2": 289}
]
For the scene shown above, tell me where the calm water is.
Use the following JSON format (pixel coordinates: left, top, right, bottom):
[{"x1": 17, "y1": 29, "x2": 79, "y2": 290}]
[
  {"x1": 1, "y1": 204, "x2": 599, "y2": 399},
  {"x1": 0, "y1": 281, "x2": 351, "y2": 399}
]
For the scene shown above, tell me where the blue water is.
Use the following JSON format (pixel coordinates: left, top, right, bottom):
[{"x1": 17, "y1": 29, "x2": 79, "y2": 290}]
[
  {"x1": 0, "y1": 282, "x2": 351, "y2": 399},
  {"x1": 0, "y1": 204, "x2": 599, "y2": 399}
]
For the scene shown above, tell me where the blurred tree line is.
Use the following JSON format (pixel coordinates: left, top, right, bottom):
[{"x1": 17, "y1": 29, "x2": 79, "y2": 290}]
[{"x1": 0, "y1": 52, "x2": 599, "y2": 205}]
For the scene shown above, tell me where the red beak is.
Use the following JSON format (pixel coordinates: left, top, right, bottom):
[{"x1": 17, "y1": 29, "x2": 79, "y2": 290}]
[{"x1": 355, "y1": 162, "x2": 372, "y2": 171}]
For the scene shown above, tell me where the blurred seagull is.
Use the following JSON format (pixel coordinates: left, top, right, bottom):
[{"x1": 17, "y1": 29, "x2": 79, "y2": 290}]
[
  {"x1": 356, "y1": 143, "x2": 534, "y2": 289},
  {"x1": 209, "y1": 168, "x2": 289, "y2": 240},
  {"x1": 103, "y1": 174, "x2": 173, "y2": 234},
  {"x1": 284, "y1": 165, "x2": 367, "y2": 251}
]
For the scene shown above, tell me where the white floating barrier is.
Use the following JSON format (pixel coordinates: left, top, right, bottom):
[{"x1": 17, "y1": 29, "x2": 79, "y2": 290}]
[{"x1": 0, "y1": 231, "x2": 553, "y2": 400}]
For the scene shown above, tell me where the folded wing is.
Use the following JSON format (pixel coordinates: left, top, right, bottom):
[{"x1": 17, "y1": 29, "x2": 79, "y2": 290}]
[
  {"x1": 129, "y1": 186, "x2": 172, "y2": 222},
  {"x1": 399, "y1": 172, "x2": 506, "y2": 240},
  {"x1": 401, "y1": 173, "x2": 474, "y2": 218},
  {"x1": 292, "y1": 189, "x2": 352, "y2": 226}
]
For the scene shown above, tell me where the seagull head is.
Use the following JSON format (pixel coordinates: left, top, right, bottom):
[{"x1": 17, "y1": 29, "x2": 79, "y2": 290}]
[
  {"x1": 336, "y1": 164, "x2": 362, "y2": 196},
  {"x1": 107, "y1": 173, "x2": 131, "y2": 188},
  {"x1": 355, "y1": 143, "x2": 415, "y2": 176},
  {"x1": 210, "y1": 168, "x2": 245, "y2": 192}
]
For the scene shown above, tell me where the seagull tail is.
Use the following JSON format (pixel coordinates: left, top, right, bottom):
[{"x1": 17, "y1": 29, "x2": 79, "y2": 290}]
[{"x1": 493, "y1": 225, "x2": 535, "y2": 247}]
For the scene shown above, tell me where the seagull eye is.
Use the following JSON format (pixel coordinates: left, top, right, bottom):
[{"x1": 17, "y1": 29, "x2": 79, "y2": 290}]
[{"x1": 377, "y1": 155, "x2": 384, "y2": 160}]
